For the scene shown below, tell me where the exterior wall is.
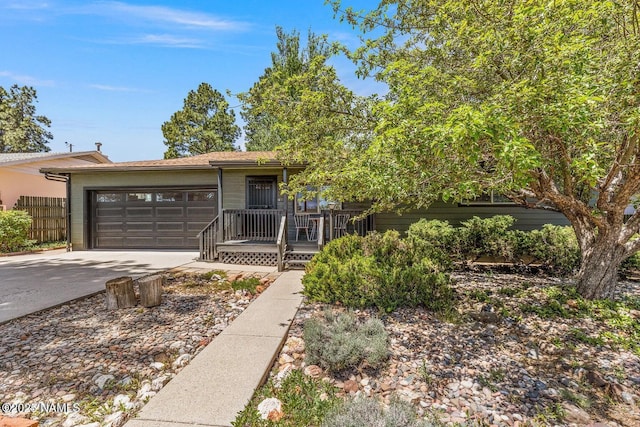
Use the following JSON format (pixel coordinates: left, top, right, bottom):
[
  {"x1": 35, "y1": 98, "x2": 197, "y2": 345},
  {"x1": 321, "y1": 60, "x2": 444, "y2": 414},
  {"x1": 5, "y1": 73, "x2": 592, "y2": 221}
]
[
  {"x1": 375, "y1": 200, "x2": 570, "y2": 235},
  {"x1": 221, "y1": 168, "x2": 286, "y2": 210},
  {"x1": 0, "y1": 169, "x2": 65, "y2": 209},
  {"x1": 69, "y1": 169, "x2": 215, "y2": 249}
]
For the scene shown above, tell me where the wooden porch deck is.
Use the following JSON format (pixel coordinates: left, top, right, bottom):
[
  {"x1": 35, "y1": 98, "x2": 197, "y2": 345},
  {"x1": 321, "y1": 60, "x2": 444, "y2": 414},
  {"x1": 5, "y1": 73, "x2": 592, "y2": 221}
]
[{"x1": 199, "y1": 208, "x2": 374, "y2": 269}]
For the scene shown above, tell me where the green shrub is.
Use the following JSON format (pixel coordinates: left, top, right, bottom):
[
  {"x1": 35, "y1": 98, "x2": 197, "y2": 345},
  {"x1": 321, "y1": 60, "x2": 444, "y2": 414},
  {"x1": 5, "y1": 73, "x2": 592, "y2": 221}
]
[
  {"x1": 526, "y1": 224, "x2": 580, "y2": 274},
  {"x1": 304, "y1": 310, "x2": 388, "y2": 373},
  {"x1": 407, "y1": 216, "x2": 583, "y2": 275},
  {"x1": 321, "y1": 396, "x2": 433, "y2": 427},
  {"x1": 303, "y1": 231, "x2": 454, "y2": 313},
  {"x1": 0, "y1": 210, "x2": 33, "y2": 252},
  {"x1": 405, "y1": 219, "x2": 457, "y2": 267},
  {"x1": 621, "y1": 249, "x2": 640, "y2": 275},
  {"x1": 458, "y1": 215, "x2": 517, "y2": 260},
  {"x1": 231, "y1": 277, "x2": 261, "y2": 292}
]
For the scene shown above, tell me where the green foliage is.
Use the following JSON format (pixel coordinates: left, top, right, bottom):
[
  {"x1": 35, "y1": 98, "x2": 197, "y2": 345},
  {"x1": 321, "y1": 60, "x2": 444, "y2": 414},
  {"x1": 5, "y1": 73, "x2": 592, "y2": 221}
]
[
  {"x1": 304, "y1": 310, "x2": 388, "y2": 373},
  {"x1": 239, "y1": 27, "x2": 332, "y2": 151},
  {"x1": 406, "y1": 216, "x2": 582, "y2": 274},
  {"x1": 162, "y1": 82, "x2": 239, "y2": 158},
  {"x1": 231, "y1": 277, "x2": 261, "y2": 293},
  {"x1": 0, "y1": 210, "x2": 33, "y2": 252},
  {"x1": 0, "y1": 84, "x2": 52, "y2": 153},
  {"x1": 457, "y1": 215, "x2": 516, "y2": 260},
  {"x1": 517, "y1": 285, "x2": 640, "y2": 356},
  {"x1": 405, "y1": 219, "x2": 457, "y2": 267},
  {"x1": 321, "y1": 396, "x2": 433, "y2": 427},
  {"x1": 303, "y1": 231, "x2": 454, "y2": 313},
  {"x1": 266, "y1": 0, "x2": 640, "y2": 298},
  {"x1": 525, "y1": 225, "x2": 581, "y2": 274},
  {"x1": 232, "y1": 369, "x2": 340, "y2": 427}
]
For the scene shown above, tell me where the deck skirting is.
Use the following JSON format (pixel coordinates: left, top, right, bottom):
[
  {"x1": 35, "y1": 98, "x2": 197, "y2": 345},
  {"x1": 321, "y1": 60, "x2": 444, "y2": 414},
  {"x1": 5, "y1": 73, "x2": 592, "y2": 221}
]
[{"x1": 219, "y1": 251, "x2": 278, "y2": 266}]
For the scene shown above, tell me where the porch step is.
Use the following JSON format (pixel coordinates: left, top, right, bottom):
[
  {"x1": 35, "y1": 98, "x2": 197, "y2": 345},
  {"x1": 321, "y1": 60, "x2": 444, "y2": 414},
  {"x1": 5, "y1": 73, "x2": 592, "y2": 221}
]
[
  {"x1": 284, "y1": 249, "x2": 317, "y2": 270},
  {"x1": 285, "y1": 259, "x2": 310, "y2": 270}
]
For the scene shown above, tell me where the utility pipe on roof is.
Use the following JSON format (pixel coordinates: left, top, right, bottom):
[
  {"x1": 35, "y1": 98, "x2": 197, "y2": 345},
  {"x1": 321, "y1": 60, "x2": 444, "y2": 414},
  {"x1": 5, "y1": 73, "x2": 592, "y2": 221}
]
[{"x1": 44, "y1": 172, "x2": 71, "y2": 252}]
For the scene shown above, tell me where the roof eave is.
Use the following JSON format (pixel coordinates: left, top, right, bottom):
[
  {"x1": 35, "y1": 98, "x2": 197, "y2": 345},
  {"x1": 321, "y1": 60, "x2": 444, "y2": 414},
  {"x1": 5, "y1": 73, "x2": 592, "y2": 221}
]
[{"x1": 40, "y1": 165, "x2": 215, "y2": 174}]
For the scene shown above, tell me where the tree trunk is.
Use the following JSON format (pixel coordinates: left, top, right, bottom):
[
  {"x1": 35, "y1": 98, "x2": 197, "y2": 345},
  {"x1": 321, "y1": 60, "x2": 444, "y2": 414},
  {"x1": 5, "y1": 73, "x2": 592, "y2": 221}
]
[
  {"x1": 105, "y1": 276, "x2": 136, "y2": 309},
  {"x1": 139, "y1": 275, "x2": 163, "y2": 308},
  {"x1": 575, "y1": 237, "x2": 626, "y2": 300}
]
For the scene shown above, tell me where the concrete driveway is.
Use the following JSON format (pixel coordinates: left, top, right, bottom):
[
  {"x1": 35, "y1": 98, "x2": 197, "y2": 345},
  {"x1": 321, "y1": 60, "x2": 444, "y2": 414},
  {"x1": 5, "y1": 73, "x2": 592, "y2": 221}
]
[{"x1": 0, "y1": 250, "x2": 198, "y2": 324}]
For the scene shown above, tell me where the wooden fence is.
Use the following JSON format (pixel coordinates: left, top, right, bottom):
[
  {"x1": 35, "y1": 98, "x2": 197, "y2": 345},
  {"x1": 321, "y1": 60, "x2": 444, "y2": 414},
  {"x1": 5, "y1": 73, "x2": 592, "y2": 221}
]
[{"x1": 14, "y1": 196, "x2": 66, "y2": 242}]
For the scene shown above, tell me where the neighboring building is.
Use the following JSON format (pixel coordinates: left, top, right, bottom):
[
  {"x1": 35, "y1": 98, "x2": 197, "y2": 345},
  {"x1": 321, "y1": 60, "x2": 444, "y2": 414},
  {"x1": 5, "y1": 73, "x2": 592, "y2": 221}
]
[
  {"x1": 0, "y1": 151, "x2": 111, "y2": 210},
  {"x1": 40, "y1": 151, "x2": 569, "y2": 267}
]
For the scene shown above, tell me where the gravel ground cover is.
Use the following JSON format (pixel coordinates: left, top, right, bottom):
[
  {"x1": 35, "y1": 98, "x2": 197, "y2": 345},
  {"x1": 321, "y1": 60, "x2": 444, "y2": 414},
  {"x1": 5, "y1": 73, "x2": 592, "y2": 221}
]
[
  {"x1": 271, "y1": 272, "x2": 640, "y2": 426},
  {"x1": 0, "y1": 268, "x2": 279, "y2": 427}
]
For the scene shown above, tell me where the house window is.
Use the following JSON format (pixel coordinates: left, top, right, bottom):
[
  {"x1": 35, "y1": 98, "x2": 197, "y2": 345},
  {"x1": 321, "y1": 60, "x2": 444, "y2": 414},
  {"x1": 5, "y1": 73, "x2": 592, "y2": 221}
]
[
  {"x1": 156, "y1": 191, "x2": 183, "y2": 202},
  {"x1": 96, "y1": 193, "x2": 122, "y2": 203},
  {"x1": 188, "y1": 191, "x2": 216, "y2": 201},
  {"x1": 295, "y1": 186, "x2": 340, "y2": 213},
  {"x1": 461, "y1": 191, "x2": 516, "y2": 206},
  {"x1": 126, "y1": 193, "x2": 152, "y2": 202},
  {"x1": 247, "y1": 176, "x2": 277, "y2": 209}
]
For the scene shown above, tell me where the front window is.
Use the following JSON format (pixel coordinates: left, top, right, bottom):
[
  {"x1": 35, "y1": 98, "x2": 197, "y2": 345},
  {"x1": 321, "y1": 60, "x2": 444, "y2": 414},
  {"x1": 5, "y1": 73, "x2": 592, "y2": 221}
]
[{"x1": 295, "y1": 186, "x2": 340, "y2": 213}]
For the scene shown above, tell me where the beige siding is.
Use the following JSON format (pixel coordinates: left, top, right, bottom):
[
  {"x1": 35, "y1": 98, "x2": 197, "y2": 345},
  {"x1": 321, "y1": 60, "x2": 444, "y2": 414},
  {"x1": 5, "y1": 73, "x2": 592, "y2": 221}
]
[
  {"x1": 222, "y1": 169, "x2": 285, "y2": 210},
  {"x1": 375, "y1": 200, "x2": 570, "y2": 235},
  {"x1": 69, "y1": 170, "x2": 215, "y2": 249}
]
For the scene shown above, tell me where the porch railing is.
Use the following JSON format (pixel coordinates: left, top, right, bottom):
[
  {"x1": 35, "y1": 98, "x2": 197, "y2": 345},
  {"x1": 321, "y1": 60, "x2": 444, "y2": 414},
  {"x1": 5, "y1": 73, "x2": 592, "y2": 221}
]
[
  {"x1": 317, "y1": 216, "x2": 325, "y2": 250},
  {"x1": 223, "y1": 209, "x2": 284, "y2": 242},
  {"x1": 277, "y1": 215, "x2": 288, "y2": 272},
  {"x1": 198, "y1": 216, "x2": 218, "y2": 261},
  {"x1": 321, "y1": 210, "x2": 375, "y2": 239}
]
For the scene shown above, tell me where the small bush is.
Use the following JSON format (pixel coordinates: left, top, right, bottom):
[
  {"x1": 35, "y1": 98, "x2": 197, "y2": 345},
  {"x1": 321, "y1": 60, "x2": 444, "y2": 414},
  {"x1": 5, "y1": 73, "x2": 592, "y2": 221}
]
[
  {"x1": 231, "y1": 277, "x2": 261, "y2": 292},
  {"x1": 232, "y1": 369, "x2": 340, "y2": 427},
  {"x1": 304, "y1": 310, "x2": 388, "y2": 373},
  {"x1": 458, "y1": 215, "x2": 516, "y2": 260},
  {"x1": 0, "y1": 210, "x2": 33, "y2": 252},
  {"x1": 321, "y1": 396, "x2": 433, "y2": 427},
  {"x1": 303, "y1": 231, "x2": 454, "y2": 313},
  {"x1": 526, "y1": 224, "x2": 580, "y2": 274},
  {"x1": 405, "y1": 219, "x2": 457, "y2": 267}
]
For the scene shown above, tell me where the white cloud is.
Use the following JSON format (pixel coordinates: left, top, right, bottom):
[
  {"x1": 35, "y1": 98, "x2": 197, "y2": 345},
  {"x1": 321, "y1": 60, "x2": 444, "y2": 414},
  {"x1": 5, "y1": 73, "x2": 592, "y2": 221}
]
[
  {"x1": 88, "y1": 83, "x2": 151, "y2": 93},
  {"x1": 131, "y1": 33, "x2": 204, "y2": 48},
  {"x1": 79, "y1": 1, "x2": 250, "y2": 32},
  {"x1": 0, "y1": 71, "x2": 55, "y2": 87},
  {"x1": 2, "y1": 1, "x2": 50, "y2": 10}
]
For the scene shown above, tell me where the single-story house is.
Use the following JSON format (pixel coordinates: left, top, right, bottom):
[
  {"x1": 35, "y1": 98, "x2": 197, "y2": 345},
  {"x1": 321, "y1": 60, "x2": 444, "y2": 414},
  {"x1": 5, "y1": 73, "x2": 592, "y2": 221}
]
[
  {"x1": 0, "y1": 150, "x2": 111, "y2": 210},
  {"x1": 41, "y1": 151, "x2": 569, "y2": 270}
]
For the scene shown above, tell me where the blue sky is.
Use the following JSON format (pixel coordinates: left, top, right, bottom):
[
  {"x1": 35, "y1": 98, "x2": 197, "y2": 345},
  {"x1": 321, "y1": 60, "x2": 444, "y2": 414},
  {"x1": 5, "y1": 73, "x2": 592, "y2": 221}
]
[{"x1": 0, "y1": 0, "x2": 378, "y2": 162}]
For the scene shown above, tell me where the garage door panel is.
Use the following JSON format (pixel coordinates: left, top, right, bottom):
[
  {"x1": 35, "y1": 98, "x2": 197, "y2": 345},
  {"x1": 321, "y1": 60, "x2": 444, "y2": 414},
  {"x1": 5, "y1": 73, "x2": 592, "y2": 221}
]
[
  {"x1": 125, "y1": 237, "x2": 155, "y2": 247},
  {"x1": 126, "y1": 207, "x2": 154, "y2": 216},
  {"x1": 93, "y1": 188, "x2": 216, "y2": 249},
  {"x1": 95, "y1": 237, "x2": 126, "y2": 247},
  {"x1": 187, "y1": 207, "x2": 216, "y2": 217},
  {"x1": 157, "y1": 237, "x2": 187, "y2": 247},
  {"x1": 156, "y1": 207, "x2": 185, "y2": 217},
  {"x1": 157, "y1": 222, "x2": 185, "y2": 232},
  {"x1": 96, "y1": 207, "x2": 125, "y2": 217},
  {"x1": 126, "y1": 222, "x2": 154, "y2": 232}
]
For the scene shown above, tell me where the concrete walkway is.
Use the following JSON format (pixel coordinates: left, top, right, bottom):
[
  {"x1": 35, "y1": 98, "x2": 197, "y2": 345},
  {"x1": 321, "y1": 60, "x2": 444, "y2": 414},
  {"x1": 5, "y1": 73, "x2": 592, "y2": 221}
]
[{"x1": 125, "y1": 270, "x2": 305, "y2": 427}]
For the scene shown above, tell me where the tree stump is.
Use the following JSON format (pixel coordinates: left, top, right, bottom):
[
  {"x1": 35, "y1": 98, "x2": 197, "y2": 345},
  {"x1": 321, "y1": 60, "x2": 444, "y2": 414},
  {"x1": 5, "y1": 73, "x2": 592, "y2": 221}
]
[
  {"x1": 105, "y1": 276, "x2": 136, "y2": 309},
  {"x1": 139, "y1": 275, "x2": 163, "y2": 308}
]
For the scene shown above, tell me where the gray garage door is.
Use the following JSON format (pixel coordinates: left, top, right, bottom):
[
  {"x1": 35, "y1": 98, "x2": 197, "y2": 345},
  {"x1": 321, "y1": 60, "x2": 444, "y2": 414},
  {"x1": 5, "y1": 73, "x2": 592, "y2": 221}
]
[{"x1": 92, "y1": 188, "x2": 216, "y2": 249}]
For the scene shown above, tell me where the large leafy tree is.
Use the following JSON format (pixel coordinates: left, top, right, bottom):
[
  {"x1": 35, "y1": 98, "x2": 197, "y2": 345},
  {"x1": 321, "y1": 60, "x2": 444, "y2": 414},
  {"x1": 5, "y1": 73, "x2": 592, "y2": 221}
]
[
  {"x1": 0, "y1": 85, "x2": 52, "y2": 153},
  {"x1": 239, "y1": 27, "x2": 332, "y2": 151},
  {"x1": 273, "y1": 1, "x2": 640, "y2": 299},
  {"x1": 162, "y1": 83, "x2": 240, "y2": 158}
]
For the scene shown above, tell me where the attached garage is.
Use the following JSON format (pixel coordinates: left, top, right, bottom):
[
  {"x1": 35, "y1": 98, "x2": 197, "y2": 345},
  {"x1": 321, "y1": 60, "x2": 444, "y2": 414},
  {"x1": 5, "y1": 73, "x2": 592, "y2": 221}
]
[{"x1": 91, "y1": 188, "x2": 216, "y2": 249}]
